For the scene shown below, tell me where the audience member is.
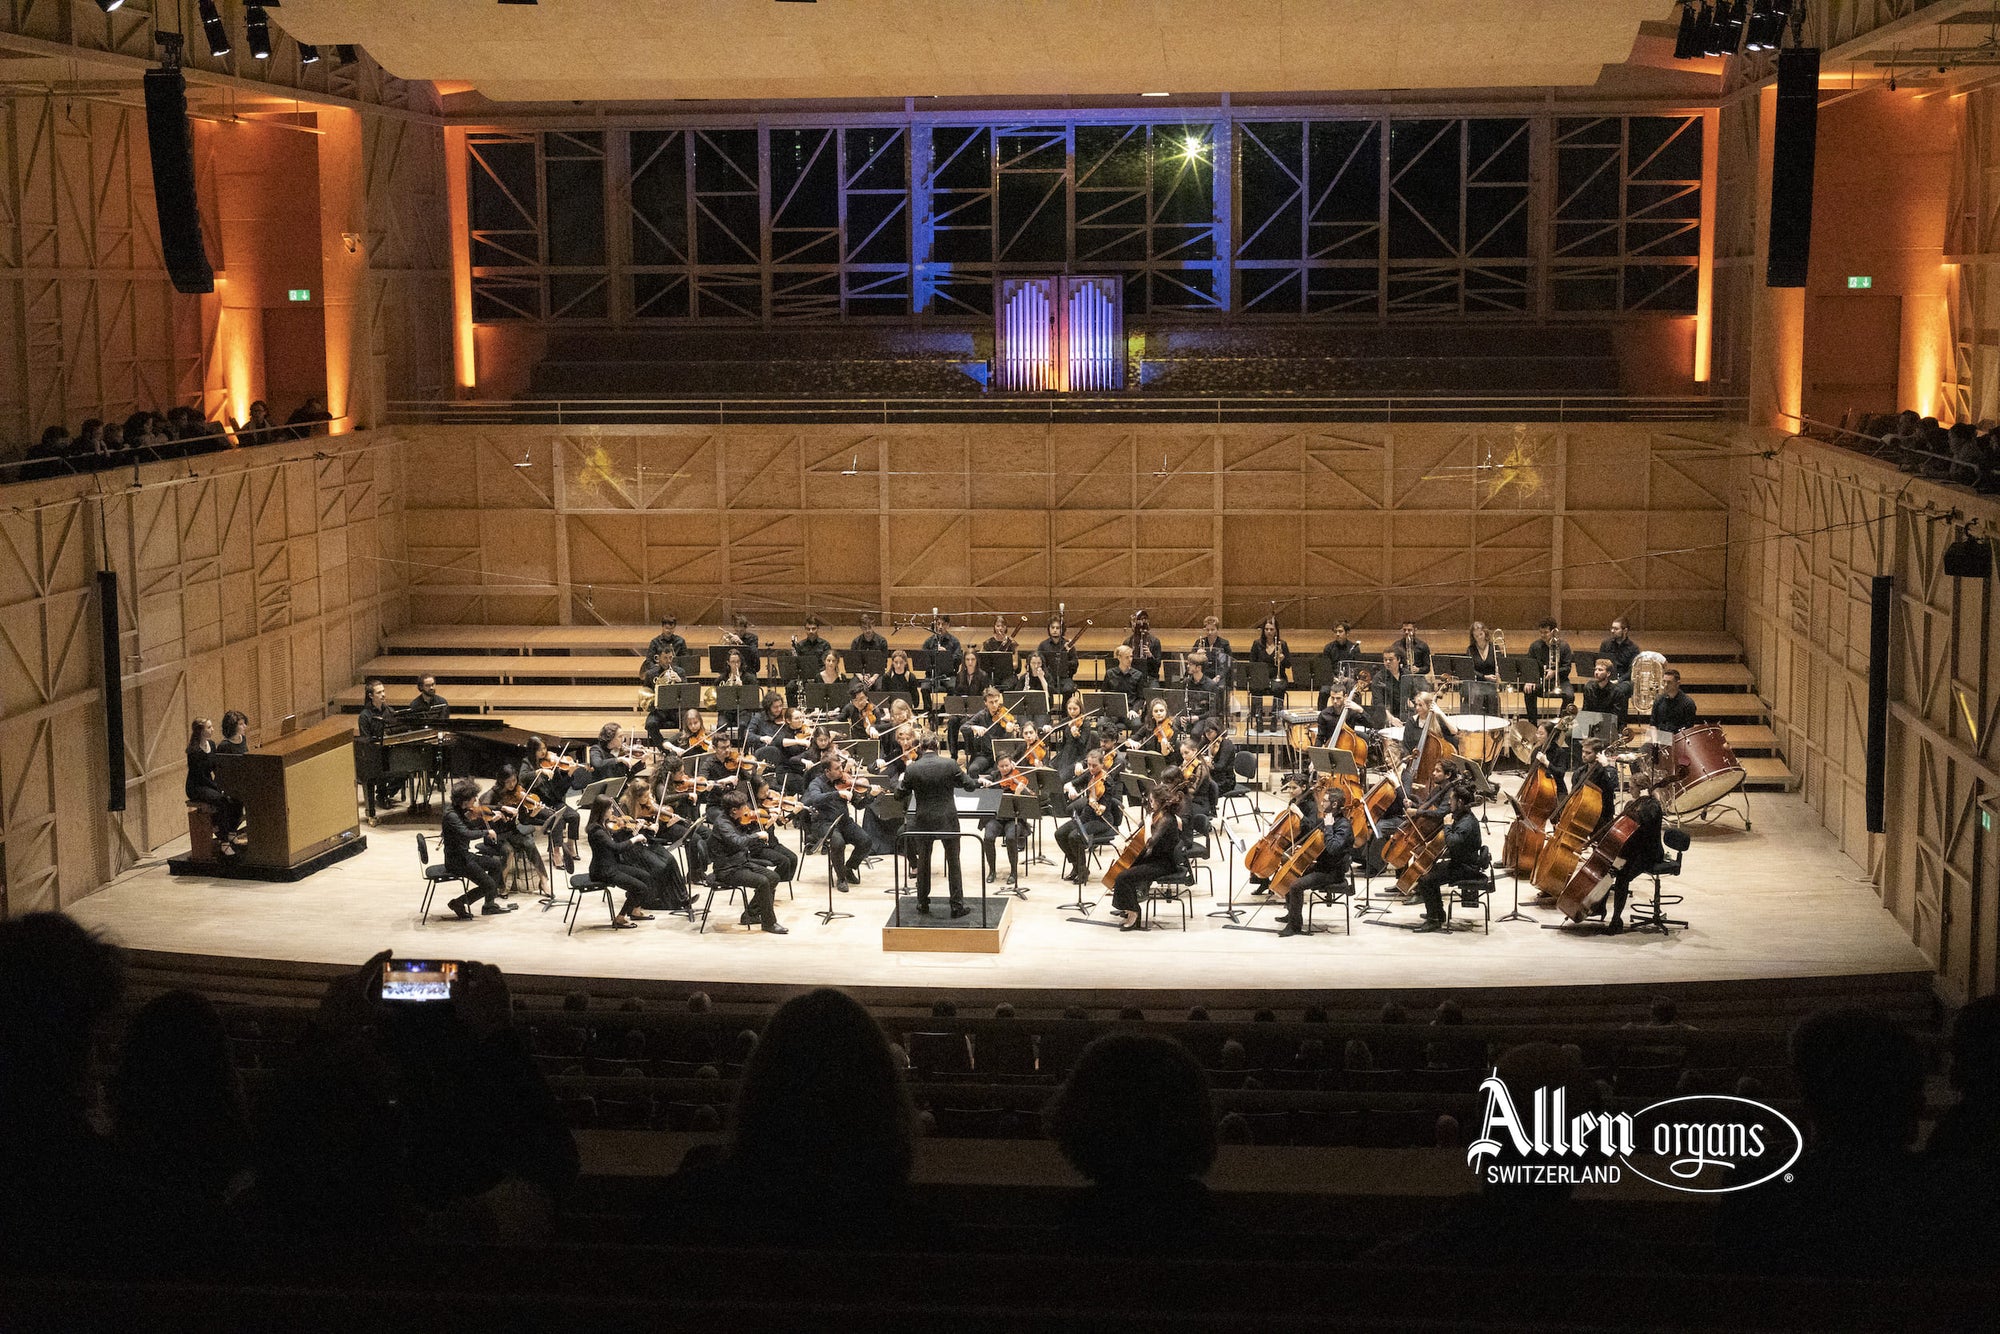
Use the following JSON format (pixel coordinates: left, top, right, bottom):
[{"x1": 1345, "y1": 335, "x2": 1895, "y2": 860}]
[
  {"x1": 1926, "y1": 995, "x2": 2000, "y2": 1163},
  {"x1": 643, "y1": 987, "x2": 917, "y2": 1245},
  {"x1": 1045, "y1": 1033, "x2": 1222, "y2": 1252},
  {"x1": 288, "y1": 396, "x2": 333, "y2": 437},
  {"x1": 112, "y1": 989, "x2": 251, "y2": 1205}
]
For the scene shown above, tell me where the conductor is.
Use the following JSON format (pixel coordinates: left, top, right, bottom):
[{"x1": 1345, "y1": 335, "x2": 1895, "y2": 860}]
[{"x1": 899, "y1": 735, "x2": 976, "y2": 918}]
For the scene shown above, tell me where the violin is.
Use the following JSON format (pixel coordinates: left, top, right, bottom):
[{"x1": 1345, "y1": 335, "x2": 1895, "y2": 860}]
[
  {"x1": 535, "y1": 754, "x2": 581, "y2": 777},
  {"x1": 1020, "y1": 731, "x2": 1050, "y2": 768},
  {"x1": 990, "y1": 701, "x2": 1017, "y2": 733},
  {"x1": 494, "y1": 790, "x2": 545, "y2": 822}
]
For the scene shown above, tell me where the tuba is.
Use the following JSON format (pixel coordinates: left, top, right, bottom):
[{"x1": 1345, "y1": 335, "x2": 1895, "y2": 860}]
[{"x1": 1630, "y1": 650, "x2": 1668, "y2": 716}]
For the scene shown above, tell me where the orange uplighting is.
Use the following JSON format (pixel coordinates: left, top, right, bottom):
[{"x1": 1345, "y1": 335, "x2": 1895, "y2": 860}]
[
  {"x1": 445, "y1": 127, "x2": 477, "y2": 392},
  {"x1": 1695, "y1": 108, "x2": 1718, "y2": 382}
]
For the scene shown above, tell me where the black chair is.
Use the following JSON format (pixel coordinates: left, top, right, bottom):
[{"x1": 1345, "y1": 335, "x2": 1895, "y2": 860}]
[
  {"x1": 905, "y1": 1030, "x2": 974, "y2": 1079},
  {"x1": 1219, "y1": 750, "x2": 1261, "y2": 822},
  {"x1": 1303, "y1": 870, "x2": 1353, "y2": 936},
  {"x1": 1142, "y1": 862, "x2": 1195, "y2": 931},
  {"x1": 561, "y1": 842, "x2": 621, "y2": 935},
  {"x1": 1631, "y1": 826, "x2": 1692, "y2": 933},
  {"x1": 1443, "y1": 846, "x2": 1496, "y2": 935},
  {"x1": 415, "y1": 833, "x2": 467, "y2": 923}
]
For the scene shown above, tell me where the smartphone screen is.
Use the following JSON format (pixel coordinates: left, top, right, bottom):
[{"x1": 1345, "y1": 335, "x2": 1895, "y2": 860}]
[{"x1": 381, "y1": 959, "x2": 458, "y2": 1003}]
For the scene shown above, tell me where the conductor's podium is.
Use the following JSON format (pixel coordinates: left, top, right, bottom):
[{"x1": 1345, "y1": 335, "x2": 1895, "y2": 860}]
[{"x1": 168, "y1": 717, "x2": 368, "y2": 881}]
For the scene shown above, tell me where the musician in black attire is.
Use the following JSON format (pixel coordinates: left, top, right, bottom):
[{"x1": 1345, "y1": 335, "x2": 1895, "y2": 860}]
[
  {"x1": 1592, "y1": 620, "x2": 1640, "y2": 716},
  {"x1": 1036, "y1": 619, "x2": 1080, "y2": 696},
  {"x1": 1182, "y1": 655, "x2": 1223, "y2": 720},
  {"x1": 1579, "y1": 660, "x2": 1626, "y2": 726},
  {"x1": 1191, "y1": 616, "x2": 1233, "y2": 690},
  {"x1": 900, "y1": 735, "x2": 977, "y2": 916},
  {"x1": 641, "y1": 647, "x2": 683, "y2": 746},
  {"x1": 1394, "y1": 621, "x2": 1432, "y2": 676},
  {"x1": 946, "y1": 654, "x2": 992, "y2": 704},
  {"x1": 1278, "y1": 786, "x2": 1357, "y2": 939},
  {"x1": 1350, "y1": 666, "x2": 1391, "y2": 732},
  {"x1": 921, "y1": 614, "x2": 964, "y2": 697},
  {"x1": 1373, "y1": 651, "x2": 1408, "y2": 721},
  {"x1": 357, "y1": 678, "x2": 394, "y2": 744},
  {"x1": 789, "y1": 616, "x2": 833, "y2": 686},
  {"x1": 804, "y1": 754, "x2": 879, "y2": 887},
  {"x1": 1411, "y1": 784, "x2": 1481, "y2": 932},
  {"x1": 724, "y1": 613, "x2": 762, "y2": 673},
  {"x1": 584, "y1": 795, "x2": 655, "y2": 929},
  {"x1": 707, "y1": 790, "x2": 786, "y2": 933},
  {"x1": 1011, "y1": 650, "x2": 1060, "y2": 703},
  {"x1": 1247, "y1": 617, "x2": 1292, "y2": 733},
  {"x1": 743, "y1": 693, "x2": 790, "y2": 763},
  {"x1": 979, "y1": 760, "x2": 1033, "y2": 888},
  {"x1": 185, "y1": 718, "x2": 244, "y2": 856},
  {"x1": 1176, "y1": 736, "x2": 1221, "y2": 838},
  {"x1": 1056, "y1": 748, "x2": 1122, "y2": 884},
  {"x1": 1400, "y1": 690, "x2": 1460, "y2": 754},
  {"x1": 960, "y1": 686, "x2": 1014, "y2": 778},
  {"x1": 1102, "y1": 645, "x2": 1150, "y2": 727},
  {"x1": 841, "y1": 684, "x2": 878, "y2": 740},
  {"x1": 1589, "y1": 790, "x2": 1664, "y2": 934},
  {"x1": 701, "y1": 742, "x2": 757, "y2": 811},
  {"x1": 441, "y1": 778, "x2": 514, "y2": 919},
  {"x1": 1573, "y1": 739, "x2": 1621, "y2": 836},
  {"x1": 1319, "y1": 622, "x2": 1363, "y2": 707},
  {"x1": 876, "y1": 649, "x2": 923, "y2": 709},
  {"x1": 1523, "y1": 618, "x2": 1574, "y2": 724},
  {"x1": 1049, "y1": 697, "x2": 1096, "y2": 781},
  {"x1": 520, "y1": 736, "x2": 583, "y2": 845},
  {"x1": 406, "y1": 675, "x2": 450, "y2": 725},
  {"x1": 1125, "y1": 609, "x2": 1164, "y2": 681},
  {"x1": 620, "y1": 790, "x2": 692, "y2": 911},
  {"x1": 644, "y1": 615, "x2": 688, "y2": 666},
  {"x1": 1316, "y1": 689, "x2": 1363, "y2": 748},
  {"x1": 1463, "y1": 622, "x2": 1503, "y2": 718},
  {"x1": 1205, "y1": 721, "x2": 1243, "y2": 803},
  {"x1": 1651, "y1": 668, "x2": 1698, "y2": 735},
  {"x1": 589, "y1": 722, "x2": 636, "y2": 785},
  {"x1": 850, "y1": 613, "x2": 890, "y2": 659},
  {"x1": 217, "y1": 710, "x2": 250, "y2": 754},
  {"x1": 1108, "y1": 780, "x2": 1183, "y2": 933}
]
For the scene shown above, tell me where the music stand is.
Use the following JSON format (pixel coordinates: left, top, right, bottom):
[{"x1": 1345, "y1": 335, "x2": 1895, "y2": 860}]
[
  {"x1": 1243, "y1": 661, "x2": 1274, "y2": 692},
  {"x1": 1151, "y1": 687, "x2": 1190, "y2": 715},
  {"x1": 705, "y1": 645, "x2": 739, "y2": 674},
  {"x1": 578, "y1": 775, "x2": 626, "y2": 807},
  {"x1": 846, "y1": 648, "x2": 887, "y2": 676},
  {"x1": 1432, "y1": 654, "x2": 1474, "y2": 683},
  {"x1": 1499, "y1": 655, "x2": 1538, "y2": 687},
  {"x1": 906, "y1": 650, "x2": 933, "y2": 674},
  {"x1": 801, "y1": 682, "x2": 843, "y2": 711},
  {"x1": 714, "y1": 684, "x2": 761, "y2": 717},
  {"x1": 1002, "y1": 689, "x2": 1049, "y2": 718},
  {"x1": 846, "y1": 738, "x2": 881, "y2": 767},
  {"x1": 994, "y1": 793, "x2": 1038, "y2": 896},
  {"x1": 665, "y1": 683, "x2": 702, "y2": 714},
  {"x1": 1079, "y1": 690, "x2": 1129, "y2": 720},
  {"x1": 938, "y1": 694, "x2": 978, "y2": 719},
  {"x1": 771, "y1": 652, "x2": 798, "y2": 681},
  {"x1": 1571, "y1": 710, "x2": 1620, "y2": 746},
  {"x1": 976, "y1": 651, "x2": 1014, "y2": 679},
  {"x1": 993, "y1": 737, "x2": 1028, "y2": 765}
]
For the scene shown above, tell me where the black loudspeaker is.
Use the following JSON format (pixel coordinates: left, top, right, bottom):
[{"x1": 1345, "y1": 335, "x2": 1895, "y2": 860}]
[
  {"x1": 1766, "y1": 46, "x2": 1820, "y2": 289},
  {"x1": 98, "y1": 571, "x2": 127, "y2": 814},
  {"x1": 1943, "y1": 529, "x2": 1993, "y2": 579},
  {"x1": 1865, "y1": 573, "x2": 1892, "y2": 834},
  {"x1": 142, "y1": 67, "x2": 215, "y2": 295}
]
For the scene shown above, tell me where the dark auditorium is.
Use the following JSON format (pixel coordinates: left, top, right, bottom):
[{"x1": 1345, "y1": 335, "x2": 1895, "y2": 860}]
[{"x1": 4, "y1": 2, "x2": 2000, "y2": 1330}]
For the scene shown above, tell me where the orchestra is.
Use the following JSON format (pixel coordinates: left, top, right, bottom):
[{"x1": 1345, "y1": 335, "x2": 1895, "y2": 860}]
[{"x1": 310, "y1": 605, "x2": 1733, "y2": 945}]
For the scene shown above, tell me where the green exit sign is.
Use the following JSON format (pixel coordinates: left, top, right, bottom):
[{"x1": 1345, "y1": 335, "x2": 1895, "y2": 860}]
[
  {"x1": 288, "y1": 288, "x2": 312, "y2": 302},
  {"x1": 1847, "y1": 275, "x2": 1873, "y2": 289},
  {"x1": 1984, "y1": 810, "x2": 1992, "y2": 832}
]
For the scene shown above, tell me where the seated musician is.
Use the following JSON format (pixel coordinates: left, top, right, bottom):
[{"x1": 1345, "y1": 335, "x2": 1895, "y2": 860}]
[
  {"x1": 815, "y1": 653, "x2": 851, "y2": 696},
  {"x1": 1399, "y1": 690, "x2": 1460, "y2": 754},
  {"x1": 641, "y1": 648, "x2": 682, "y2": 746},
  {"x1": 947, "y1": 651, "x2": 992, "y2": 703},
  {"x1": 980, "y1": 616, "x2": 1019, "y2": 656},
  {"x1": 1127, "y1": 697, "x2": 1177, "y2": 758},
  {"x1": 774, "y1": 706, "x2": 816, "y2": 785},
  {"x1": 842, "y1": 684, "x2": 878, "y2": 740},
  {"x1": 520, "y1": 737, "x2": 583, "y2": 841},
  {"x1": 1318, "y1": 622, "x2": 1363, "y2": 707},
  {"x1": 804, "y1": 752, "x2": 881, "y2": 888},
  {"x1": 1523, "y1": 617, "x2": 1575, "y2": 724},
  {"x1": 1315, "y1": 688, "x2": 1364, "y2": 748},
  {"x1": 801, "y1": 725, "x2": 841, "y2": 778},
  {"x1": 1278, "y1": 785, "x2": 1356, "y2": 939},
  {"x1": 1176, "y1": 735, "x2": 1221, "y2": 838},
  {"x1": 440, "y1": 778, "x2": 514, "y2": 919},
  {"x1": 701, "y1": 739, "x2": 755, "y2": 809},
  {"x1": 1192, "y1": 616, "x2": 1233, "y2": 689},
  {"x1": 705, "y1": 789, "x2": 786, "y2": 935},
  {"x1": 1126, "y1": 609, "x2": 1164, "y2": 682},
  {"x1": 185, "y1": 718, "x2": 245, "y2": 857},
  {"x1": 589, "y1": 722, "x2": 635, "y2": 784},
  {"x1": 673, "y1": 707, "x2": 715, "y2": 761},
  {"x1": 1204, "y1": 720, "x2": 1242, "y2": 797},
  {"x1": 921, "y1": 614, "x2": 964, "y2": 696},
  {"x1": 1589, "y1": 788, "x2": 1664, "y2": 935},
  {"x1": 870, "y1": 697, "x2": 917, "y2": 748},
  {"x1": 979, "y1": 754, "x2": 1035, "y2": 888},
  {"x1": 620, "y1": 785, "x2": 692, "y2": 911},
  {"x1": 1055, "y1": 747, "x2": 1123, "y2": 884},
  {"x1": 1101, "y1": 644, "x2": 1150, "y2": 727},
  {"x1": 1035, "y1": 619, "x2": 1080, "y2": 696},
  {"x1": 849, "y1": 612, "x2": 889, "y2": 658},
  {"x1": 1574, "y1": 738, "x2": 1620, "y2": 834},
  {"x1": 1598, "y1": 618, "x2": 1641, "y2": 714},
  {"x1": 1249, "y1": 775, "x2": 1318, "y2": 900},
  {"x1": 877, "y1": 649, "x2": 922, "y2": 709},
  {"x1": 789, "y1": 616, "x2": 833, "y2": 696},
  {"x1": 641, "y1": 643, "x2": 683, "y2": 688},
  {"x1": 406, "y1": 675, "x2": 450, "y2": 726},
  {"x1": 1105, "y1": 779, "x2": 1184, "y2": 934},
  {"x1": 1651, "y1": 667, "x2": 1697, "y2": 736},
  {"x1": 743, "y1": 692, "x2": 790, "y2": 763},
  {"x1": 1182, "y1": 653, "x2": 1223, "y2": 719},
  {"x1": 723, "y1": 613, "x2": 762, "y2": 672},
  {"x1": 862, "y1": 721, "x2": 918, "y2": 856},
  {"x1": 716, "y1": 648, "x2": 755, "y2": 730},
  {"x1": 1350, "y1": 665, "x2": 1391, "y2": 732},
  {"x1": 1011, "y1": 649, "x2": 1059, "y2": 703},
  {"x1": 1410, "y1": 783, "x2": 1480, "y2": 933},
  {"x1": 961, "y1": 685, "x2": 1015, "y2": 778},
  {"x1": 482, "y1": 765, "x2": 548, "y2": 890},
  {"x1": 1579, "y1": 659, "x2": 1626, "y2": 725},
  {"x1": 217, "y1": 710, "x2": 251, "y2": 755},
  {"x1": 583, "y1": 795, "x2": 655, "y2": 930},
  {"x1": 1050, "y1": 695, "x2": 1096, "y2": 780},
  {"x1": 644, "y1": 613, "x2": 688, "y2": 666}
]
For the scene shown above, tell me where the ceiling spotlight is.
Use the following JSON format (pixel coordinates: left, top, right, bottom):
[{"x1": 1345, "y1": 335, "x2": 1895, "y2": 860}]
[
  {"x1": 1712, "y1": 0, "x2": 1748, "y2": 57},
  {"x1": 197, "y1": 0, "x2": 230, "y2": 56},
  {"x1": 247, "y1": 5, "x2": 271, "y2": 60},
  {"x1": 298, "y1": 43, "x2": 320, "y2": 66},
  {"x1": 1744, "y1": 0, "x2": 1790, "y2": 53},
  {"x1": 93, "y1": 0, "x2": 125, "y2": 13}
]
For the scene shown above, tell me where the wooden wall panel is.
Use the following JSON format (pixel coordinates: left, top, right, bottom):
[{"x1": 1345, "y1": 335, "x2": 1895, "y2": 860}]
[
  {"x1": 400, "y1": 422, "x2": 1733, "y2": 635},
  {"x1": 1730, "y1": 434, "x2": 2000, "y2": 1003}
]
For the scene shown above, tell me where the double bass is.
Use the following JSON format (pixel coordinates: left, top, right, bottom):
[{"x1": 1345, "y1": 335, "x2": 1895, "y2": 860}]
[
  {"x1": 1556, "y1": 805, "x2": 1641, "y2": 921},
  {"x1": 1502, "y1": 754, "x2": 1562, "y2": 876},
  {"x1": 1529, "y1": 779, "x2": 1605, "y2": 896}
]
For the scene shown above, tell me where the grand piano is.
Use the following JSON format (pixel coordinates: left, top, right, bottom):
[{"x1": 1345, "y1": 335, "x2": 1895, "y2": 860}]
[{"x1": 352, "y1": 713, "x2": 546, "y2": 819}]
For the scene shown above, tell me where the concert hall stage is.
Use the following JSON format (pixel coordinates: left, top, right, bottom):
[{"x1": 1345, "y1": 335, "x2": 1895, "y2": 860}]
[{"x1": 70, "y1": 787, "x2": 1929, "y2": 1005}]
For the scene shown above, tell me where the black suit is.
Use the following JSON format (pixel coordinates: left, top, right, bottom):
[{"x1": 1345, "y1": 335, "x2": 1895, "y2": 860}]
[
  {"x1": 900, "y1": 751, "x2": 975, "y2": 909},
  {"x1": 441, "y1": 803, "x2": 504, "y2": 909}
]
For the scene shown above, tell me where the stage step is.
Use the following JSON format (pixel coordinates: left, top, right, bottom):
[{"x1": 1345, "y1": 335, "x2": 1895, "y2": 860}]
[
  {"x1": 358, "y1": 654, "x2": 647, "y2": 684},
  {"x1": 1741, "y1": 756, "x2": 1799, "y2": 790}
]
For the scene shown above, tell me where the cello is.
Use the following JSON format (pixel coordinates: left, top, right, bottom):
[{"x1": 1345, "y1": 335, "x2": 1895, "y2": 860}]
[
  {"x1": 1101, "y1": 800, "x2": 1173, "y2": 890},
  {"x1": 1266, "y1": 824, "x2": 1326, "y2": 900},
  {"x1": 1529, "y1": 779, "x2": 1605, "y2": 896},
  {"x1": 1556, "y1": 805, "x2": 1640, "y2": 921},
  {"x1": 1244, "y1": 803, "x2": 1303, "y2": 880}
]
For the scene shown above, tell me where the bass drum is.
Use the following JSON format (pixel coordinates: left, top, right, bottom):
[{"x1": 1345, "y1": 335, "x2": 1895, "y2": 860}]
[{"x1": 1658, "y1": 723, "x2": 1745, "y2": 815}]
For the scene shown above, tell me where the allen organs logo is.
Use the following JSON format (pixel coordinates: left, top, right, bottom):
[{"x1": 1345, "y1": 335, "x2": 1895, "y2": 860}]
[{"x1": 1467, "y1": 1076, "x2": 1805, "y2": 1193}]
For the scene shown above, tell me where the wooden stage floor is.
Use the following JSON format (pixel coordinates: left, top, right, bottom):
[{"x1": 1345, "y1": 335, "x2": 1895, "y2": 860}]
[{"x1": 72, "y1": 788, "x2": 1930, "y2": 1000}]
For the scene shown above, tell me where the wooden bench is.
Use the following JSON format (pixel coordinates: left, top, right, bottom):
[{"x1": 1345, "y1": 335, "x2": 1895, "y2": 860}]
[{"x1": 357, "y1": 654, "x2": 647, "y2": 683}]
